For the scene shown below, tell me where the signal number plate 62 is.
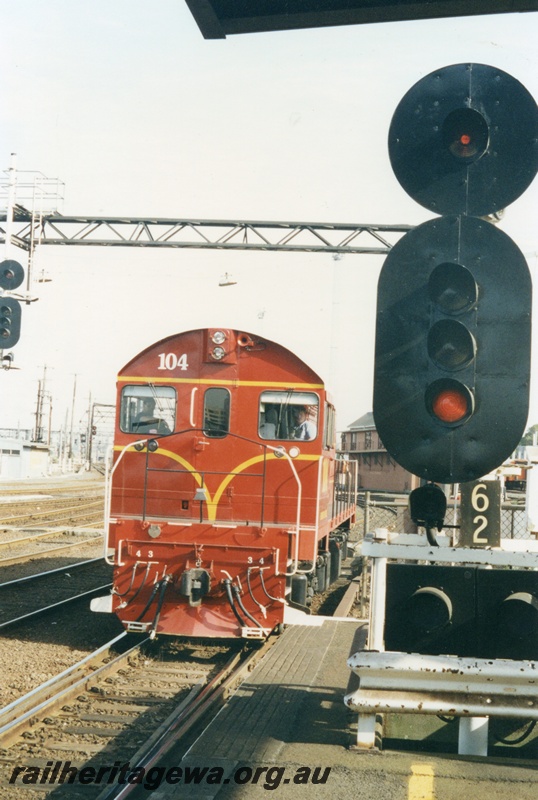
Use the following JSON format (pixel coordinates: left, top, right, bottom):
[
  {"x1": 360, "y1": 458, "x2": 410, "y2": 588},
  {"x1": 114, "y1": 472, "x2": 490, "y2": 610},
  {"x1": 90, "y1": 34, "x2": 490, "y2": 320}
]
[{"x1": 460, "y1": 480, "x2": 501, "y2": 548}]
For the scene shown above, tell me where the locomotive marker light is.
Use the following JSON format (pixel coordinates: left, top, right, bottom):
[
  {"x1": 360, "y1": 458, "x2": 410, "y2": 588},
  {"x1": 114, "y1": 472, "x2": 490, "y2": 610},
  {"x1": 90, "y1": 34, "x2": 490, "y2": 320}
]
[
  {"x1": 373, "y1": 63, "x2": 537, "y2": 485},
  {"x1": 350, "y1": 65, "x2": 538, "y2": 756}
]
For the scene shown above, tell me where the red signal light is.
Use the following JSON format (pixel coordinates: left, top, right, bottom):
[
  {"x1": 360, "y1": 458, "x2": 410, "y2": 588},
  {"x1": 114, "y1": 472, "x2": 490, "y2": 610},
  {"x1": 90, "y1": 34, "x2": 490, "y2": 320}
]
[
  {"x1": 442, "y1": 108, "x2": 489, "y2": 161},
  {"x1": 432, "y1": 388, "x2": 468, "y2": 423}
]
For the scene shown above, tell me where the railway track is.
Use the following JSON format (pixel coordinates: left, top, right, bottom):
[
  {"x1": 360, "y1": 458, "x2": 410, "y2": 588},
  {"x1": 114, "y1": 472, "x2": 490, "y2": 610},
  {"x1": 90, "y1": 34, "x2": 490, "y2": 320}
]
[
  {"x1": 0, "y1": 558, "x2": 113, "y2": 629},
  {"x1": 0, "y1": 566, "x2": 361, "y2": 798},
  {"x1": 0, "y1": 502, "x2": 104, "y2": 530},
  {"x1": 0, "y1": 479, "x2": 105, "y2": 498},
  {"x1": 0, "y1": 634, "x2": 271, "y2": 800},
  {"x1": 0, "y1": 478, "x2": 105, "y2": 567},
  {"x1": 0, "y1": 530, "x2": 104, "y2": 568},
  {"x1": 0, "y1": 497, "x2": 104, "y2": 529},
  {"x1": 0, "y1": 481, "x2": 363, "y2": 798}
]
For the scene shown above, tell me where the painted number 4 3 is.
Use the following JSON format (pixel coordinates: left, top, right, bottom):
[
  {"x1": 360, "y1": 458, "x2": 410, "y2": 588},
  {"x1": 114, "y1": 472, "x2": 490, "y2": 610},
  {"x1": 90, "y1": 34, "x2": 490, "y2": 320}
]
[{"x1": 158, "y1": 352, "x2": 189, "y2": 371}]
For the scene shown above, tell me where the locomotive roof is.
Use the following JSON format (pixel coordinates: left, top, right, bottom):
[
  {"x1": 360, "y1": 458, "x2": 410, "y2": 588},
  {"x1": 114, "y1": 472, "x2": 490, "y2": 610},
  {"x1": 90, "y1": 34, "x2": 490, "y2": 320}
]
[{"x1": 118, "y1": 328, "x2": 325, "y2": 387}]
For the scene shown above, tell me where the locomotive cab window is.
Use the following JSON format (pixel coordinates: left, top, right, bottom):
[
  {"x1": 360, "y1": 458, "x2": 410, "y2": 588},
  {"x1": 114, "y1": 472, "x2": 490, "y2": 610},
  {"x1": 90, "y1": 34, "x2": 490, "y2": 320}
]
[
  {"x1": 120, "y1": 385, "x2": 176, "y2": 435},
  {"x1": 203, "y1": 387, "x2": 230, "y2": 438},
  {"x1": 259, "y1": 391, "x2": 319, "y2": 441}
]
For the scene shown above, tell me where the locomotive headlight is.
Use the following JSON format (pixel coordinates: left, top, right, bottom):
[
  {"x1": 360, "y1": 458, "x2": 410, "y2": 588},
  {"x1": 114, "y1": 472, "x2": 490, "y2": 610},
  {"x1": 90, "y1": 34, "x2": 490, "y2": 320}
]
[
  {"x1": 212, "y1": 330, "x2": 226, "y2": 345},
  {"x1": 289, "y1": 446, "x2": 301, "y2": 458},
  {"x1": 212, "y1": 346, "x2": 226, "y2": 360}
]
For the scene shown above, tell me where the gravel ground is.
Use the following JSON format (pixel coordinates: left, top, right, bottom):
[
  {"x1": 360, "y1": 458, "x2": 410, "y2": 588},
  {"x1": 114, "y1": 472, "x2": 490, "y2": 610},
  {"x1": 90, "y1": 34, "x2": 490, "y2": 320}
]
[
  {"x1": 0, "y1": 600, "x2": 123, "y2": 707},
  {"x1": 0, "y1": 476, "x2": 115, "y2": 708},
  {"x1": 0, "y1": 573, "x2": 124, "y2": 707}
]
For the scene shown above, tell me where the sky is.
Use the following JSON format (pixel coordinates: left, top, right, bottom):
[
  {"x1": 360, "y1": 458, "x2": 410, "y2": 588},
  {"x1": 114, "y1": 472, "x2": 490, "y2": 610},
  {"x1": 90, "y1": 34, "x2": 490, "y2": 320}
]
[{"x1": 0, "y1": 3, "x2": 537, "y2": 439}]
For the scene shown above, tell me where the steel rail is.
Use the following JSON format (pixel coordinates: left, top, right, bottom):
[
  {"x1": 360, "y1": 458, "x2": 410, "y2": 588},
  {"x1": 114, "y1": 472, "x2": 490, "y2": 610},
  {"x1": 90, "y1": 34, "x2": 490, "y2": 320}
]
[
  {"x1": 95, "y1": 639, "x2": 275, "y2": 800},
  {"x1": 0, "y1": 556, "x2": 103, "y2": 589},
  {"x1": 0, "y1": 498, "x2": 104, "y2": 526},
  {"x1": 0, "y1": 632, "x2": 135, "y2": 746},
  {"x1": 0, "y1": 521, "x2": 101, "y2": 548},
  {"x1": 0, "y1": 534, "x2": 103, "y2": 567},
  {"x1": 0, "y1": 582, "x2": 113, "y2": 630},
  {"x1": 0, "y1": 482, "x2": 105, "y2": 497}
]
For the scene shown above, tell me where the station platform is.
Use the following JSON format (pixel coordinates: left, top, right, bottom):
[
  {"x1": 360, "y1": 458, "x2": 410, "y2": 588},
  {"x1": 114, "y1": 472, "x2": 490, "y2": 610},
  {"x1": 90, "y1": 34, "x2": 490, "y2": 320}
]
[{"x1": 169, "y1": 618, "x2": 538, "y2": 800}]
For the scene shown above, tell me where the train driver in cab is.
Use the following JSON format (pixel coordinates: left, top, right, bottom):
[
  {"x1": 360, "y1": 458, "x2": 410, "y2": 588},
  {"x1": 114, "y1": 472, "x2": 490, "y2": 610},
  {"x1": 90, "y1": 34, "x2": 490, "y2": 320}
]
[
  {"x1": 131, "y1": 397, "x2": 171, "y2": 436},
  {"x1": 291, "y1": 406, "x2": 316, "y2": 440}
]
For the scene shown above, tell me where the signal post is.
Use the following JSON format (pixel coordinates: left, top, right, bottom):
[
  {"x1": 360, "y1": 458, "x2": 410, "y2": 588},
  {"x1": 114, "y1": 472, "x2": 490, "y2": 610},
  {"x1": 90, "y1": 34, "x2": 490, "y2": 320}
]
[{"x1": 346, "y1": 63, "x2": 538, "y2": 757}]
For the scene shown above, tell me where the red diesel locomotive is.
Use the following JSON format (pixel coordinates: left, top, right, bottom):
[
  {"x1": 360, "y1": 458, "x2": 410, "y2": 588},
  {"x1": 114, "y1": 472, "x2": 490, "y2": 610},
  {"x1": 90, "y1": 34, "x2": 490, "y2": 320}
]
[{"x1": 94, "y1": 328, "x2": 357, "y2": 639}]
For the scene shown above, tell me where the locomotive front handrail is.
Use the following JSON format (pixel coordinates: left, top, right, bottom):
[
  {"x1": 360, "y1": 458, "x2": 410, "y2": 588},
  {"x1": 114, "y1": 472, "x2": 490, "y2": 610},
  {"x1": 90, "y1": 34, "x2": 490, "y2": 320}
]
[
  {"x1": 262, "y1": 443, "x2": 302, "y2": 576},
  {"x1": 106, "y1": 430, "x2": 306, "y2": 570},
  {"x1": 138, "y1": 429, "x2": 272, "y2": 526},
  {"x1": 104, "y1": 439, "x2": 148, "y2": 565}
]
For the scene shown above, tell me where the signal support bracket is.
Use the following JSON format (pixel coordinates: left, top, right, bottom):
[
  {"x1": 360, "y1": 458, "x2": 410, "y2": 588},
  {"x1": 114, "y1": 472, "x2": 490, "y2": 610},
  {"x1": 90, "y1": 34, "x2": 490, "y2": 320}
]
[{"x1": 345, "y1": 651, "x2": 538, "y2": 756}]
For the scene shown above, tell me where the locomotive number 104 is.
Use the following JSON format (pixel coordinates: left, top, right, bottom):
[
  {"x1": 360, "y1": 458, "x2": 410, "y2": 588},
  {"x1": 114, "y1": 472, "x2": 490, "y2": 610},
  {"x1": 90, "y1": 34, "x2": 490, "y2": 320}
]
[{"x1": 157, "y1": 352, "x2": 189, "y2": 371}]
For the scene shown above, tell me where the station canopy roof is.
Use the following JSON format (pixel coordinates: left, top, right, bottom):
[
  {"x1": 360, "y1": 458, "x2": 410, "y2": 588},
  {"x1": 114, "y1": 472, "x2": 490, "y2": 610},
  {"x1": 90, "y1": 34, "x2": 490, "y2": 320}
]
[{"x1": 184, "y1": 1, "x2": 535, "y2": 39}]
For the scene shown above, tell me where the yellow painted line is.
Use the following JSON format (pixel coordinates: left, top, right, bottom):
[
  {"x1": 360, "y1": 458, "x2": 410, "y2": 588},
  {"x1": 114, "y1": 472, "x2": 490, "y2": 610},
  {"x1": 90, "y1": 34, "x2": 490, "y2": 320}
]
[
  {"x1": 210, "y1": 452, "x2": 320, "y2": 512},
  {"x1": 114, "y1": 445, "x2": 319, "y2": 522},
  {"x1": 114, "y1": 444, "x2": 204, "y2": 488},
  {"x1": 117, "y1": 375, "x2": 324, "y2": 389},
  {"x1": 408, "y1": 763, "x2": 435, "y2": 800}
]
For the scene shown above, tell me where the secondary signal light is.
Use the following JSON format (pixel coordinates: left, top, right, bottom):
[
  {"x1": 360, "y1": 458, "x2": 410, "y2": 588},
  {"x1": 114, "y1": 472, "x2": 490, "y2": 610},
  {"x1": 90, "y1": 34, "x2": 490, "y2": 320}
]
[{"x1": 443, "y1": 108, "x2": 489, "y2": 161}]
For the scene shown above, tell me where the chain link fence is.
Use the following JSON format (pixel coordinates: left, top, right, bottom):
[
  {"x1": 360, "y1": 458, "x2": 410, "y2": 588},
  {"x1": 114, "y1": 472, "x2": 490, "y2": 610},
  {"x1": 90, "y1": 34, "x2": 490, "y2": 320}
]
[
  {"x1": 350, "y1": 490, "x2": 534, "y2": 618},
  {"x1": 355, "y1": 490, "x2": 533, "y2": 544}
]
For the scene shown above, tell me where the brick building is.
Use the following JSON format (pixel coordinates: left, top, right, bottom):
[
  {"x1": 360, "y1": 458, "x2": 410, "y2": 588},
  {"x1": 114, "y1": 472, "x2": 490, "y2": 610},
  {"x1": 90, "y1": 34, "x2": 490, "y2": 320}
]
[{"x1": 340, "y1": 412, "x2": 420, "y2": 493}]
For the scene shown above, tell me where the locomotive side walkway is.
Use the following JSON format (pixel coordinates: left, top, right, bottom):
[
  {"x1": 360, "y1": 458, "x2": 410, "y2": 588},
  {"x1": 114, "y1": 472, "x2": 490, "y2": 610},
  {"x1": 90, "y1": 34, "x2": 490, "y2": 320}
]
[{"x1": 167, "y1": 618, "x2": 538, "y2": 800}]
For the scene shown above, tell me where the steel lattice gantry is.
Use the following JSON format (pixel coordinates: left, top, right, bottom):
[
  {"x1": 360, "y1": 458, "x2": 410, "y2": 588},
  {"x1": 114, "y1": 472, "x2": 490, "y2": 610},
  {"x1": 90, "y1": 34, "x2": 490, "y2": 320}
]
[{"x1": 0, "y1": 207, "x2": 411, "y2": 256}]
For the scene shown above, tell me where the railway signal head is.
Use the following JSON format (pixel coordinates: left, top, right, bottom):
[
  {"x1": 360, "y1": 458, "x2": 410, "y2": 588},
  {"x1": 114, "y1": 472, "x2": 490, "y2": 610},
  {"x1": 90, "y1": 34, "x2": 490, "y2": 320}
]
[
  {"x1": 0, "y1": 297, "x2": 21, "y2": 349},
  {"x1": 0, "y1": 260, "x2": 24, "y2": 350},
  {"x1": 374, "y1": 215, "x2": 531, "y2": 484},
  {"x1": 385, "y1": 564, "x2": 538, "y2": 660},
  {"x1": 374, "y1": 63, "x2": 537, "y2": 485},
  {"x1": 388, "y1": 63, "x2": 538, "y2": 217},
  {"x1": 0, "y1": 260, "x2": 24, "y2": 292}
]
